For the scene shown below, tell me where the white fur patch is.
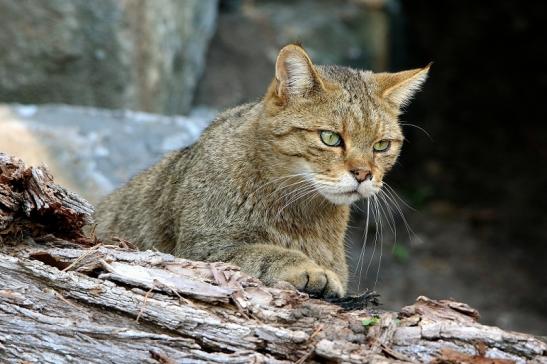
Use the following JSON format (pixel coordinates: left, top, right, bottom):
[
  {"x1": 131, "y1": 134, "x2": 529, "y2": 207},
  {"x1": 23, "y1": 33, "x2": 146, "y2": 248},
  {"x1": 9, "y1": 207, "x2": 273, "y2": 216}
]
[
  {"x1": 306, "y1": 171, "x2": 381, "y2": 205},
  {"x1": 357, "y1": 179, "x2": 380, "y2": 198}
]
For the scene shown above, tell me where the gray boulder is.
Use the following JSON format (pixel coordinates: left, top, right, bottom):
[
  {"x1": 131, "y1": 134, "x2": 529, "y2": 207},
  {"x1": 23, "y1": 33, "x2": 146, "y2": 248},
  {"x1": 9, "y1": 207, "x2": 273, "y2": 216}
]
[
  {"x1": 0, "y1": 0, "x2": 217, "y2": 115},
  {"x1": 0, "y1": 104, "x2": 216, "y2": 203}
]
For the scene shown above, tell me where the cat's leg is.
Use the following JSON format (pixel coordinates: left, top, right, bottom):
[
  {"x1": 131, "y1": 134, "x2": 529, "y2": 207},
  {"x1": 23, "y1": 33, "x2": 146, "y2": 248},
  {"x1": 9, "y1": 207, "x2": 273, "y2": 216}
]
[{"x1": 178, "y1": 242, "x2": 345, "y2": 298}]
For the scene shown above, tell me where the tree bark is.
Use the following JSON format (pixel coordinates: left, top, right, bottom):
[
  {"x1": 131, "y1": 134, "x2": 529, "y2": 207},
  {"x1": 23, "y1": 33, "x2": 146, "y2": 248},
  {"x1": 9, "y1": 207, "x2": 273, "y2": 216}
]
[
  {"x1": 0, "y1": 153, "x2": 545, "y2": 363},
  {"x1": 0, "y1": 153, "x2": 94, "y2": 243}
]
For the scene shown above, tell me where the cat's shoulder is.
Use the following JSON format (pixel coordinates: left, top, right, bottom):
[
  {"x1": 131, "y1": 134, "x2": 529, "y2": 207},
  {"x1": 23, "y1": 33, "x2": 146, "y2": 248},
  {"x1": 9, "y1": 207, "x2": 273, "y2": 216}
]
[{"x1": 207, "y1": 102, "x2": 259, "y2": 130}]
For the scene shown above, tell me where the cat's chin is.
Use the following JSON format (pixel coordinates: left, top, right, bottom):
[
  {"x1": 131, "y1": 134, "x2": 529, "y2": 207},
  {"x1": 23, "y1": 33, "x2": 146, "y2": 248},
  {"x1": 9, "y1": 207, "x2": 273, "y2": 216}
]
[{"x1": 321, "y1": 191, "x2": 362, "y2": 205}]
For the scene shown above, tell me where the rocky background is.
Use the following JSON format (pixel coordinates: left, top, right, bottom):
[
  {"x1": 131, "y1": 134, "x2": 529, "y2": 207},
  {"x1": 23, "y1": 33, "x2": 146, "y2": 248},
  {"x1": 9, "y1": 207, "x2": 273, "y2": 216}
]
[
  {"x1": 0, "y1": 0, "x2": 545, "y2": 335},
  {"x1": 0, "y1": 0, "x2": 217, "y2": 115}
]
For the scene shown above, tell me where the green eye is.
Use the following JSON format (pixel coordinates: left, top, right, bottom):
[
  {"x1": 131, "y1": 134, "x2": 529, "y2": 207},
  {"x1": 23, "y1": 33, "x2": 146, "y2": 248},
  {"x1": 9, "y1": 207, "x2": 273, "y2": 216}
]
[
  {"x1": 373, "y1": 140, "x2": 391, "y2": 152},
  {"x1": 320, "y1": 131, "x2": 342, "y2": 147}
]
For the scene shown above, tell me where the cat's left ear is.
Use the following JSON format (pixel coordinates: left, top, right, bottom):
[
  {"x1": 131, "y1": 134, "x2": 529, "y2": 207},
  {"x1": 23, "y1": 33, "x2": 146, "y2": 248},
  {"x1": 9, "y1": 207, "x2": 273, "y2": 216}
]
[
  {"x1": 376, "y1": 63, "x2": 431, "y2": 108},
  {"x1": 271, "y1": 44, "x2": 325, "y2": 104}
]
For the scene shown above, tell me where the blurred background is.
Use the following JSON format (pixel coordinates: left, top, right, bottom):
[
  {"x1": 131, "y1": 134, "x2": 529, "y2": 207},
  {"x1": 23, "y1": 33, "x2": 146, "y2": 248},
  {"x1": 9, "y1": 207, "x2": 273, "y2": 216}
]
[{"x1": 0, "y1": 0, "x2": 545, "y2": 335}]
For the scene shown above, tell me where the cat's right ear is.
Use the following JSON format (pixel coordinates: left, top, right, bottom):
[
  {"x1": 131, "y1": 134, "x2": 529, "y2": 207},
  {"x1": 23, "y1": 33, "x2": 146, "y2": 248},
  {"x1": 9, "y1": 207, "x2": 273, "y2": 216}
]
[
  {"x1": 267, "y1": 44, "x2": 325, "y2": 106},
  {"x1": 375, "y1": 63, "x2": 431, "y2": 108}
]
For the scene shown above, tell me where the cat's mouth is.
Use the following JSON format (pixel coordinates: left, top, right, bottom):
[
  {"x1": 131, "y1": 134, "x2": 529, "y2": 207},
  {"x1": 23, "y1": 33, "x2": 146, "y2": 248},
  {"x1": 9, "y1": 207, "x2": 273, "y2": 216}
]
[
  {"x1": 304, "y1": 172, "x2": 380, "y2": 205},
  {"x1": 321, "y1": 181, "x2": 381, "y2": 205}
]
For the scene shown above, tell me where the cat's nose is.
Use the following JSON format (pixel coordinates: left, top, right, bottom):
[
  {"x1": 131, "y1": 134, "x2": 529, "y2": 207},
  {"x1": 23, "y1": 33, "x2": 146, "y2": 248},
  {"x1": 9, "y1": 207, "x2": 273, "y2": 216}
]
[{"x1": 350, "y1": 168, "x2": 372, "y2": 183}]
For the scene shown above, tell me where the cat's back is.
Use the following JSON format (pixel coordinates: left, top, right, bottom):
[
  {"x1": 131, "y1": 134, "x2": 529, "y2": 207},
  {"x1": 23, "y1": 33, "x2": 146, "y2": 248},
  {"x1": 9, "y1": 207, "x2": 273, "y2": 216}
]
[
  {"x1": 94, "y1": 148, "x2": 188, "y2": 248},
  {"x1": 196, "y1": 102, "x2": 259, "y2": 152},
  {"x1": 94, "y1": 102, "x2": 260, "y2": 247}
]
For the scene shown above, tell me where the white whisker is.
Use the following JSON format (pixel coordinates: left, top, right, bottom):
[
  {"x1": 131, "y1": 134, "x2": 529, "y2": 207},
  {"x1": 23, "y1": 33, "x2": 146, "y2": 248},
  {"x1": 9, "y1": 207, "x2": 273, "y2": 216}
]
[
  {"x1": 380, "y1": 188, "x2": 416, "y2": 240},
  {"x1": 400, "y1": 121, "x2": 433, "y2": 140},
  {"x1": 365, "y1": 196, "x2": 380, "y2": 281},
  {"x1": 383, "y1": 182, "x2": 416, "y2": 211},
  {"x1": 276, "y1": 184, "x2": 317, "y2": 218},
  {"x1": 356, "y1": 198, "x2": 370, "y2": 291}
]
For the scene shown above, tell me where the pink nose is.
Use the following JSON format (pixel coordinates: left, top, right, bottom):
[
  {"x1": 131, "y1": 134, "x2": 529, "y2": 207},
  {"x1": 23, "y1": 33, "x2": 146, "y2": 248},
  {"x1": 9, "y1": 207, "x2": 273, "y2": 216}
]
[{"x1": 350, "y1": 168, "x2": 372, "y2": 183}]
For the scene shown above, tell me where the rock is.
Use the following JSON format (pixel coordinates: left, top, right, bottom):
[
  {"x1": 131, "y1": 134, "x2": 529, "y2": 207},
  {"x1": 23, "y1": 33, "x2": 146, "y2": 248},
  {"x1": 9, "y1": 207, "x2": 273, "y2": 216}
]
[
  {"x1": 0, "y1": 0, "x2": 218, "y2": 115},
  {"x1": 0, "y1": 104, "x2": 217, "y2": 204},
  {"x1": 194, "y1": 0, "x2": 394, "y2": 109}
]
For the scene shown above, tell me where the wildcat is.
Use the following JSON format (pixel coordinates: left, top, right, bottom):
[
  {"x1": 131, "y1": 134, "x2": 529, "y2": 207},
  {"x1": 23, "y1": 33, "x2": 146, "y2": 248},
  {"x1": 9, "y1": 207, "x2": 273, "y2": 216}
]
[{"x1": 95, "y1": 44, "x2": 429, "y2": 298}]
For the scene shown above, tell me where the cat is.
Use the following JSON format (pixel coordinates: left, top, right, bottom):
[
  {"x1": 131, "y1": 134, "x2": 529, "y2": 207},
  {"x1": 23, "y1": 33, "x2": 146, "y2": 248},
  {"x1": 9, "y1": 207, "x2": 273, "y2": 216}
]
[{"x1": 95, "y1": 44, "x2": 429, "y2": 298}]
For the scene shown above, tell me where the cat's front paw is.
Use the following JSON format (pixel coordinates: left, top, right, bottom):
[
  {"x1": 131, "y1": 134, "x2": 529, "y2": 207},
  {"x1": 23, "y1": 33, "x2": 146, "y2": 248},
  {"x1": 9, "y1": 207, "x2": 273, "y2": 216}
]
[{"x1": 279, "y1": 264, "x2": 345, "y2": 298}]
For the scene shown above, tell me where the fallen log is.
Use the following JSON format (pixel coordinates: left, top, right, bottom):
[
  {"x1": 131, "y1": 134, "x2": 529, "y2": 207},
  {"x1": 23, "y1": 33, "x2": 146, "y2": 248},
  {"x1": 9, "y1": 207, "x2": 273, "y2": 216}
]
[{"x1": 0, "y1": 154, "x2": 545, "y2": 363}]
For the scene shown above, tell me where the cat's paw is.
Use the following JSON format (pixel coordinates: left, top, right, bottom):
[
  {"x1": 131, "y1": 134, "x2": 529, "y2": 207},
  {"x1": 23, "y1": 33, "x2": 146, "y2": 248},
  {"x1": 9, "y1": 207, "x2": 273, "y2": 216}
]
[{"x1": 280, "y1": 263, "x2": 345, "y2": 298}]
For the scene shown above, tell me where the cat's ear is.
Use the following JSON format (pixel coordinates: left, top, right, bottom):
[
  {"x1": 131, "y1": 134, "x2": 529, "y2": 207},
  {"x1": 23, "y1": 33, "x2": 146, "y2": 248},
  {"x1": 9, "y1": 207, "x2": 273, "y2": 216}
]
[
  {"x1": 272, "y1": 44, "x2": 325, "y2": 103},
  {"x1": 376, "y1": 63, "x2": 431, "y2": 107}
]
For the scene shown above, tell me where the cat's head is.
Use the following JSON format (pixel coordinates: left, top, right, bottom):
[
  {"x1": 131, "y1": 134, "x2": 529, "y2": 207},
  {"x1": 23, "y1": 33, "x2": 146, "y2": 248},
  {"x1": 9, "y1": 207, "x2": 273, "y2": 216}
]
[{"x1": 262, "y1": 44, "x2": 430, "y2": 205}]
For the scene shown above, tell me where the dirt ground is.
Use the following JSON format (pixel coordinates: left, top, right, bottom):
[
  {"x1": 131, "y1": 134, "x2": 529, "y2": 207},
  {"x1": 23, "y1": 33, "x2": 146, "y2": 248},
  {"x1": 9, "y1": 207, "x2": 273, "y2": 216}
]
[{"x1": 346, "y1": 202, "x2": 547, "y2": 336}]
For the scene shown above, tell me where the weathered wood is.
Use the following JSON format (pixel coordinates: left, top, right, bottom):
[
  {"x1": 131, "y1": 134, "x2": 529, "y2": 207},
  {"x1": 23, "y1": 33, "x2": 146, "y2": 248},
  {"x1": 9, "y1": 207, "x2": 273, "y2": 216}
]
[
  {"x1": 0, "y1": 154, "x2": 545, "y2": 363},
  {"x1": 0, "y1": 153, "x2": 94, "y2": 241},
  {"x1": 0, "y1": 244, "x2": 545, "y2": 363}
]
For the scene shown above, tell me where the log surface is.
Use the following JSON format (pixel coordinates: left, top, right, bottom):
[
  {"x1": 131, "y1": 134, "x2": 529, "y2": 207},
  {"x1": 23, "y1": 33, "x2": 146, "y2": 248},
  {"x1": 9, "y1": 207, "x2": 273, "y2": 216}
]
[{"x1": 0, "y1": 244, "x2": 545, "y2": 364}]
